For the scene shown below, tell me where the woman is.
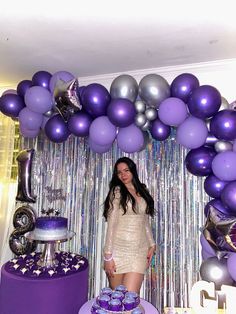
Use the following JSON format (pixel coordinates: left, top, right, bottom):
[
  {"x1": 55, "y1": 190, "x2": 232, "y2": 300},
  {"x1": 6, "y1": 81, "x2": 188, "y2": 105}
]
[{"x1": 103, "y1": 157, "x2": 156, "y2": 293}]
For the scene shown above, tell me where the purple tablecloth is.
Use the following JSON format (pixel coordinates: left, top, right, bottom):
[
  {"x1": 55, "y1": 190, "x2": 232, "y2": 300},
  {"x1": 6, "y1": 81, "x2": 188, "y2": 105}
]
[{"x1": 79, "y1": 298, "x2": 160, "y2": 313}]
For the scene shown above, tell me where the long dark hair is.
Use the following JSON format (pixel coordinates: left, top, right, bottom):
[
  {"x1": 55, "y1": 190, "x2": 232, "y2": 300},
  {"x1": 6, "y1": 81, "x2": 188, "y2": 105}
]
[{"x1": 103, "y1": 157, "x2": 155, "y2": 220}]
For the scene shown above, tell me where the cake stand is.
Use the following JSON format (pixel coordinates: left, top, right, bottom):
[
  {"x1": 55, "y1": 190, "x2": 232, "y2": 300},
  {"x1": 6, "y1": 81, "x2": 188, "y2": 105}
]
[{"x1": 25, "y1": 231, "x2": 75, "y2": 268}]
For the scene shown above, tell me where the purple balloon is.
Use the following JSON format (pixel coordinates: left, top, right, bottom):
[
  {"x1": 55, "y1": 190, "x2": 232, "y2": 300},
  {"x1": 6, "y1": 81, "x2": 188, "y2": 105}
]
[
  {"x1": 1, "y1": 89, "x2": 17, "y2": 96},
  {"x1": 49, "y1": 71, "x2": 75, "y2": 93},
  {"x1": 19, "y1": 125, "x2": 40, "y2": 138},
  {"x1": 227, "y1": 253, "x2": 236, "y2": 281},
  {"x1": 88, "y1": 138, "x2": 112, "y2": 153},
  {"x1": 221, "y1": 182, "x2": 236, "y2": 213},
  {"x1": 158, "y1": 97, "x2": 188, "y2": 126},
  {"x1": 176, "y1": 116, "x2": 208, "y2": 149},
  {"x1": 185, "y1": 146, "x2": 216, "y2": 176},
  {"x1": 204, "y1": 199, "x2": 232, "y2": 217},
  {"x1": 210, "y1": 109, "x2": 236, "y2": 141},
  {"x1": 82, "y1": 83, "x2": 111, "y2": 118},
  {"x1": 19, "y1": 107, "x2": 43, "y2": 130},
  {"x1": 205, "y1": 133, "x2": 218, "y2": 146},
  {"x1": 200, "y1": 233, "x2": 216, "y2": 256},
  {"x1": 44, "y1": 114, "x2": 70, "y2": 143},
  {"x1": 170, "y1": 73, "x2": 200, "y2": 103},
  {"x1": 24, "y1": 86, "x2": 53, "y2": 114},
  {"x1": 204, "y1": 174, "x2": 229, "y2": 198},
  {"x1": 212, "y1": 151, "x2": 236, "y2": 181},
  {"x1": 0, "y1": 94, "x2": 25, "y2": 118},
  {"x1": 32, "y1": 71, "x2": 52, "y2": 90},
  {"x1": 17, "y1": 80, "x2": 32, "y2": 98},
  {"x1": 117, "y1": 124, "x2": 144, "y2": 153},
  {"x1": 107, "y1": 98, "x2": 136, "y2": 127},
  {"x1": 150, "y1": 118, "x2": 171, "y2": 141},
  {"x1": 78, "y1": 86, "x2": 86, "y2": 103},
  {"x1": 68, "y1": 112, "x2": 93, "y2": 137},
  {"x1": 188, "y1": 85, "x2": 221, "y2": 119},
  {"x1": 89, "y1": 116, "x2": 116, "y2": 146}
]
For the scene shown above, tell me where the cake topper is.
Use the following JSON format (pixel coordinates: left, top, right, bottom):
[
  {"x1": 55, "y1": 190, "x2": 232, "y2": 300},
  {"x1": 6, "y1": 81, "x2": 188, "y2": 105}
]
[{"x1": 41, "y1": 208, "x2": 61, "y2": 216}]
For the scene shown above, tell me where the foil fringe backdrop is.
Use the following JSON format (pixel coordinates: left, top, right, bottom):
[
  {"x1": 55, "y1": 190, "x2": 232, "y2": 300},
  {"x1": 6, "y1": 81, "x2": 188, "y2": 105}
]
[{"x1": 21, "y1": 130, "x2": 209, "y2": 311}]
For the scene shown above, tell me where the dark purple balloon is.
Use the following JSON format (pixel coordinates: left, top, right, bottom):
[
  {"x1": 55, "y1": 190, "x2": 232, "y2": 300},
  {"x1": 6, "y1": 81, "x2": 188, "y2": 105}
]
[
  {"x1": 204, "y1": 174, "x2": 229, "y2": 198},
  {"x1": 187, "y1": 85, "x2": 221, "y2": 119},
  {"x1": 170, "y1": 73, "x2": 199, "y2": 103},
  {"x1": 82, "y1": 83, "x2": 111, "y2": 117},
  {"x1": 68, "y1": 112, "x2": 93, "y2": 137},
  {"x1": 221, "y1": 182, "x2": 236, "y2": 213},
  {"x1": 204, "y1": 198, "x2": 231, "y2": 217},
  {"x1": 210, "y1": 109, "x2": 236, "y2": 141},
  {"x1": 107, "y1": 98, "x2": 136, "y2": 127},
  {"x1": 150, "y1": 118, "x2": 171, "y2": 141},
  {"x1": 17, "y1": 80, "x2": 32, "y2": 98},
  {"x1": 0, "y1": 94, "x2": 25, "y2": 117},
  {"x1": 32, "y1": 71, "x2": 52, "y2": 90},
  {"x1": 78, "y1": 86, "x2": 86, "y2": 101},
  {"x1": 44, "y1": 114, "x2": 70, "y2": 143},
  {"x1": 185, "y1": 146, "x2": 216, "y2": 176}
]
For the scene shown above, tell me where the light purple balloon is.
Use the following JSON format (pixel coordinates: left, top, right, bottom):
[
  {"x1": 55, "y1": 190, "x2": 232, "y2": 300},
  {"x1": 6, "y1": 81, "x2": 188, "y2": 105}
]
[
  {"x1": 88, "y1": 138, "x2": 112, "y2": 153},
  {"x1": 176, "y1": 116, "x2": 208, "y2": 149},
  {"x1": 49, "y1": 71, "x2": 75, "y2": 93},
  {"x1": 221, "y1": 181, "x2": 236, "y2": 213},
  {"x1": 117, "y1": 124, "x2": 144, "y2": 153},
  {"x1": 89, "y1": 116, "x2": 117, "y2": 146},
  {"x1": 24, "y1": 86, "x2": 53, "y2": 114},
  {"x1": 200, "y1": 233, "x2": 216, "y2": 256},
  {"x1": 212, "y1": 151, "x2": 236, "y2": 181},
  {"x1": 19, "y1": 124, "x2": 40, "y2": 138},
  {"x1": 158, "y1": 97, "x2": 188, "y2": 126},
  {"x1": 18, "y1": 107, "x2": 43, "y2": 130},
  {"x1": 233, "y1": 139, "x2": 236, "y2": 152},
  {"x1": 227, "y1": 253, "x2": 236, "y2": 281}
]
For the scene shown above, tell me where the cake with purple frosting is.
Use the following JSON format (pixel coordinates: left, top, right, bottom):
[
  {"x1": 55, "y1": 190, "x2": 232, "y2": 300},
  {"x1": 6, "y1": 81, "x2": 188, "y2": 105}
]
[
  {"x1": 34, "y1": 216, "x2": 68, "y2": 240},
  {"x1": 91, "y1": 285, "x2": 145, "y2": 313}
]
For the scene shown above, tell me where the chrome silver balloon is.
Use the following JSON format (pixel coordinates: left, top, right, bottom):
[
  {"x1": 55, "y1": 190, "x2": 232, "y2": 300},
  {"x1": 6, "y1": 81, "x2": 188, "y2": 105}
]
[
  {"x1": 229, "y1": 100, "x2": 236, "y2": 111},
  {"x1": 43, "y1": 109, "x2": 55, "y2": 117},
  {"x1": 141, "y1": 120, "x2": 151, "y2": 131},
  {"x1": 145, "y1": 107, "x2": 158, "y2": 121},
  {"x1": 219, "y1": 97, "x2": 230, "y2": 111},
  {"x1": 138, "y1": 74, "x2": 170, "y2": 108},
  {"x1": 110, "y1": 74, "x2": 138, "y2": 102},
  {"x1": 134, "y1": 100, "x2": 146, "y2": 113},
  {"x1": 214, "y1": 140, "x2": 233, "y2": 153},
  {"x1": 135, "y1": 113, "x2": 147, "y2": 127}
]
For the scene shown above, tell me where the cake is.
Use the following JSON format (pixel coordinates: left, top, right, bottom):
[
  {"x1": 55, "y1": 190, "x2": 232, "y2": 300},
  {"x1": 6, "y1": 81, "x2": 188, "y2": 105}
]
[
  {"x1": 91, "y1": 285, "x2": 145, "y2": 313},
  {"x1": 34, "y1": 216, "x2": 68, "y2": 240}
]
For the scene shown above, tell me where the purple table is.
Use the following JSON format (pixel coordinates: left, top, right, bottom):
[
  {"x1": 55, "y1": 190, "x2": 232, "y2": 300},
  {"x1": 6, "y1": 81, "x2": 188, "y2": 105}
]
[
  {"x1": 79, "y1": 298, "x2": 160, "y2": 313},
  {"x1": 0, "y1": 254, "x2": 89, "y2": 314}
]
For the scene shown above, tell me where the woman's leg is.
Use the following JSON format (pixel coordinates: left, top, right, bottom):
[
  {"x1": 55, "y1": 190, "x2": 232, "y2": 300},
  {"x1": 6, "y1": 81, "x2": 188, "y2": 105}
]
[
  {"x1": 122, "y1": 272, "x2": 144, "y2": 293},
  {"x1": 108, "y1": 273, "x2": 124, "y2": 290}
]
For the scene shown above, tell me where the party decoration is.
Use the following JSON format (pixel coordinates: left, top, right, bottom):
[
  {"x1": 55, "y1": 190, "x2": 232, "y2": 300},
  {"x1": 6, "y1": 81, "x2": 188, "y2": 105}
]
[
  {"x1": 24, "y1": 86, "x2": 53, "y2": 114},
  {"x1": 16, "y1": 149, "x2": 36, "y2": 203},
  {"x1": 110, "y1": 74, "x2": 138, "y2": 102},
  {"x1": 204, "y1": 199, "x2": 231, "y2": 217},
  {"x1": 89, "y1": 116, "x2": 117, "y2": 146},
  {"x1": 227, "y1": 253, "x2": 236, "y2": 281},
  {"x1": 0, "y1": 94, "x2": 25, "y2": 118},
  {"x1": 134, "y1": 100, "x2": 146, "y2": 113},
  {"x1": 141, "y1": 120, "x2": 151, "y2": 131},
  {"x1": 170, "y1": 73, "x2": 200, "y2": 103},
  {"x1": 1, "y1": 89, "x2": 17, "y2": 95},
  {"x1": 107, "y1": 98, "x2": 136, "y2": 127},
  {"x1": 32, "y1": 70, "x2": 52, "y2": 90},
  {"x1": 138, "y1": 74, "x2": 170, "y2": 108},
  {"x1": 210, "y1": 109, "x2": 236, "y2": 141},
  {"x1": 204, "y1": 174, "x2": 228, "y2": 199},
  {"x1": 49, "y1": 70, "x2": 75, "y2": 93},
  {"x1": 158, "y1": 97, "x2": 188, "y2": 126},
  {"x1": 20, "y1": 125, "x2": 40, "y2": 138},
  {"x1": 214, "y1": 140, "x2": 233, "y2": 153},
  {"x1": 221, "y1": 182, "x2": 236, "y2": 214},
  {"x1": 44, "y1": 114, "x2": 70, "y2": 143},
  {"x1": 229, "y1": 100, "x2": 236, "y2": 110},
  {"x1": 54, "y1": 78, "x2": 82, "y2": 122},
  {"x1": 68, "y1": 111, "x2": 93, "y2": 137},
  {"x1": 176, "y1": 116, "x2": 208, "y2": 149},
  {"x1": 212, "y1": 151, "x2": 236, "y2": 181},
  {"x1": 219, "y1": 97, "x2": 230, "y2": 111},
  {"x1": 88, "y1": 138, "x2": 112, "y2": 154},
  {"x1": 9, "y1": 205, "x2": 37, "y2": 256},
  {"x1": 150, "y1": 118, "x2": 171, "y2": 141},
  {"x1": 82, "y1": 83, "x2": 111, "y2": 117},
  {"x1": 135, "y1": 113, "x2": 147, "y2": 128},
  {"x1": 200, "y1": 233, "x2": 216, "y2": 257},
  {"x1": 117, "y1": 124, "x2": 144, "y2": 153},
  {"x1": 187, "y1": 85, "x2": 221, "y2": 119},
  {"x1": 205, "y1": 133, "x2": 218, "y2": 146},
  {"x1": 145, "y1": 107, "x2": 158, "y2": 121},
  {"x1": 17, "y1": 80, "x2": 32, "y2": 97},
  {"x1": 18, "y1": 107, "x2": 43, "y2": 130}
]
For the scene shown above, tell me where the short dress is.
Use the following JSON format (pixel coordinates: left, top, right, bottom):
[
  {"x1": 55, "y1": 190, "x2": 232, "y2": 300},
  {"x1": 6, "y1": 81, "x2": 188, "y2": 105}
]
[{"x1": 103, "y1": 187, "x2": 155, "y2": 274}]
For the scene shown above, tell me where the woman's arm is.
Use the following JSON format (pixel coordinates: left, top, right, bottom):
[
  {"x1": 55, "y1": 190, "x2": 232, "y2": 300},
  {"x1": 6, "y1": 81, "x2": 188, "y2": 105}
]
[{"x1": 145, "y1": 214, "x2": 156, "y2": 267}]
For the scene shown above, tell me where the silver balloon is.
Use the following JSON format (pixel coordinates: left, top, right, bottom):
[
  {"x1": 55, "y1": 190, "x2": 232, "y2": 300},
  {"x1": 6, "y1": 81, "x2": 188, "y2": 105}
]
[
  {"x1": 110, "y1": 74, "x2": 138, "y2": 102},
  {"x1": 205, "y1": 133, "x2": 218, "y2": 146},
  {"x1": 214, "y1": 140, "x2": 233, "y2": 153},
  {"x1": 219, "y1": 97, "x2": 230, "y2": 111},
  {"x1": 141, "y1": 120, "x2": 151, "y2": 131},
  {"x1": 135, "y1": 113, "x2": 147, "y2": 127},
  {"x1": 229, "y1": 100, "x2": 236, "y2": 111},
  {"x1": 205, "y1": 119, "x2": 211, "y2": 131},
  {"x1": 145, "y1": 107, "x2": 158, "y2": 121},
  {"x1": 134, "y1": 100, "x2": 146, "y2": 113},
  {"x1": 139, "y1": 131, "x2": 150, "y2": 151},
  {"x1": 43, "y1": 109, "x2": 55, "y2": 117},
  {"x1": 138, "y1": 74, "x2": 170, "y2": 108}
]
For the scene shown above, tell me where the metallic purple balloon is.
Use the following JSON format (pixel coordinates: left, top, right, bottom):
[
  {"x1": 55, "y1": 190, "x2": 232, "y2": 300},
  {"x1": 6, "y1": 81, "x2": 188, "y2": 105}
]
[
  {"x1": 210, "y1": 109, "x2": 236, "y2": 141},
  {"x1": 0, "y1": 94, "x2": 25, "y2": 117},
  {"x1": 1, "y1": 89, "x2": 17, "y2": 96},
  {"x1": 221, "y1": 182, "x2": 236, "y2": 213},
  {"x1": 170, "y1": 73, "x2": 199, "y2": 103},
  {"x1": 204, "y1": 174, "x2": 229, "y2": 199},
  {"x1": 68, "y1": 112, "x2": 93, "y2": 137},
  {"x1": 150, "y1": 118, "x2": 171, "y2": 141},
  {"x1": 82, "y1": 83, "x2": 111, "y2": 117},
  {"x1": 188, "y1": 85, "x2": 221, "y2": 119},
  {"x1": 17, "y1": 80, "x2": 32, "y2": 97},
  {"x1": 204, "y1": 199, "x2": 232, "y2": 217},
  {"x1": 185, "y1": 146, "x2": 216, "y2": 176},
  {"x1": 32, "y1": 71, "x2": 52, "y2": 90},
  {"x1": 107, "y1": 98, "x2": 136, "y2": 127},
  {"x1": 45, "y1": 114, "x2": 70, "y2": 143}
]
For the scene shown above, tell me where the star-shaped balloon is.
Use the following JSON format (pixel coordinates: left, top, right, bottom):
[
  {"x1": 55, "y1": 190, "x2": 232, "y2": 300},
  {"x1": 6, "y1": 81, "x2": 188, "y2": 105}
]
[{"x1": 53, "y1": 78, "x2": 82, "y2": 122}]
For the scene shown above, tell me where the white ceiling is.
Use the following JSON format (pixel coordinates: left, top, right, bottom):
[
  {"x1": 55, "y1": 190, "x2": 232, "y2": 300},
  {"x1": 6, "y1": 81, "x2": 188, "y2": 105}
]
[{"x1": 1, "y1": 0, "x2": 236, "y2": 88}]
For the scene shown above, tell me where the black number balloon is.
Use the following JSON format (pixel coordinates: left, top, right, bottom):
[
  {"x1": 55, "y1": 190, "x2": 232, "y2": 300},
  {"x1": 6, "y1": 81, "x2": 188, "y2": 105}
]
[
  {"x1": 9, "y1": 205, "x2": 37, "y2": 255},
  {"x1": 15, "y1": 148, "x2": 36, "y2": 203}
]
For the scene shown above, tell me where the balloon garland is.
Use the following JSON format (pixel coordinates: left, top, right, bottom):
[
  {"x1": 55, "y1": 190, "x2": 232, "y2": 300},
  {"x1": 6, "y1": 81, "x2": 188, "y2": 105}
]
[{"x1": 1, "y1": 69, "x2": 236, "y2": 288}]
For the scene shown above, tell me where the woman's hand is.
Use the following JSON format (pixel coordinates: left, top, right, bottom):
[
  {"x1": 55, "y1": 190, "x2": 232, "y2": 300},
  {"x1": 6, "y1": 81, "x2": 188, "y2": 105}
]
[
  {"x1": 146, "y1": 245, "x2": 156, "y2": 268},
  {"x1": 104, "y1": 259, "x2": 116, "y2": 278}
]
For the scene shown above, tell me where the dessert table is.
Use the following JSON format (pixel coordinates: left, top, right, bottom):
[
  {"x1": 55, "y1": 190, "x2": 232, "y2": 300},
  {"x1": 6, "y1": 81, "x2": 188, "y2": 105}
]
[{"x1": 79, "y1": 298, "x2": 160, "y2": 313}]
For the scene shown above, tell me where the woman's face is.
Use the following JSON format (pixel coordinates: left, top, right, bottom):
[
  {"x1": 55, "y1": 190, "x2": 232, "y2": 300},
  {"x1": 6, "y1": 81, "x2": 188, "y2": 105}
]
[{"x1": 117, "y1": 162, "x2": 133, "y2": 185}]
